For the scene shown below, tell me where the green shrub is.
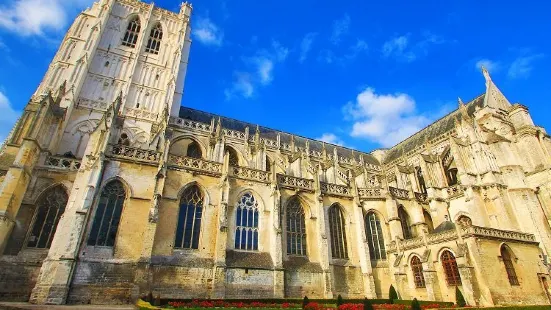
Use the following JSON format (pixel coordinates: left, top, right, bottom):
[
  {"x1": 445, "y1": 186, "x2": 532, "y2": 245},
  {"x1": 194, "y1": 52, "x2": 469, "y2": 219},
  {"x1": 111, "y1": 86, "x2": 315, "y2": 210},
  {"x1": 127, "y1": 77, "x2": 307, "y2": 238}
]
[
  {"x1": 388, "y1": 285, "x2": 399, "y2": 303},
  {"x1": 302, "y1": 296, "x2": 309, "y2": 309},
  {"x1": 337, "y1": 294, "x2": 344, "y2": 307},
  {"x1": 363, "y1": 298, "x2": 374, "y2": 310},
  {"x1": 455, "y1": 286, "x2": 466, "y2": 307},
  {"x1": 411, "y1": 298, "x2": 421, "y2": 310}
]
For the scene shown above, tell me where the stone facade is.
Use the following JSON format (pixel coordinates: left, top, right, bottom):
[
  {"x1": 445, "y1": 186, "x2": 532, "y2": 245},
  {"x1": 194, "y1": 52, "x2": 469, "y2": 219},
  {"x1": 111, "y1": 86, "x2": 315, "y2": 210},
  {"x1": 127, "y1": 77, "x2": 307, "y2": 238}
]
[{"x1": 0, "y1": 0, "x2": 551, "y2": 306}]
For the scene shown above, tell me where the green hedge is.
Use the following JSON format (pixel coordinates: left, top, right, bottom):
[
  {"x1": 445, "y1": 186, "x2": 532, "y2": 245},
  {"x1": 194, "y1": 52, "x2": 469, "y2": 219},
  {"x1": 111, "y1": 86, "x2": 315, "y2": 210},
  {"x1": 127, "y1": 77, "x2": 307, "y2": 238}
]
[
  {"x1": 160, "y1": 298, "x2": 454, "y2": 307},
  {"x1": 392, "y1": 300, "x2": 454, "y2": 307},
  {"x1": 456, "y1": 306, "x2": 551, "y2": 310}
]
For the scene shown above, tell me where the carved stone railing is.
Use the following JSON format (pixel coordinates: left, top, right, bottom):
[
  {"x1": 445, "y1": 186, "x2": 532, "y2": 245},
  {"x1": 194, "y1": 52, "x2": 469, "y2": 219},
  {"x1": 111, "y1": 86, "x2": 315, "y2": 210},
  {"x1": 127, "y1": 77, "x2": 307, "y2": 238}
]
[
  {"x1": 169, "y1": 117, "x2": 211, "y2": 132},
  {"x1": 461, "y1": 225, "x2": 537, "y2": 243},
  {"x1": 77, "y1": 98, "x2": 108, "y2": 110},
  {"x1": 42, "y1": 155, "x2": 81, "y2": 171},
  {"x1": 260, "y1": 137, "x2": 278, "y2": 148},
  {"x1": 108, "y1": 144, "x2": 160, "y2": 163},
  {"x1": 168, "y1": 155, "x2": 222, "y2": 175},
  {"x1": 446, "y1": 184, "x2": 464, "y2": 199},
  {"x1": 123, "y1": 107, "x2": 159, "y2": 122},
  {"x1": 320, "y1": 182, "x2": 351, "y2": 197},
  {"x1": 223, "y1": 128, "x2": 246, "y2": 140},
  {"x1": 358, "y1": 188, "x2": 384, "y2": 200},
  {"x1": 414, "y1": 192, "x2": 428, "y2": 204},
  {"x1": 400, "y1": 236, "x2": 425, "y2": 251},
  {"x1": 277, "y1": 174, "x2": 314, "y2": 192},
  {"x1": 230, "y1": 166, "x2": 270, "y2": 183},
  {"x1": 426, "y1": 229, "x2": 458, "y2": 245},
  {"x1": 389, "y1": 186, "x2": 409, "y2": 199},
  {"x1": 386, "y1": 241, "x2": 397, "y2": 253}
]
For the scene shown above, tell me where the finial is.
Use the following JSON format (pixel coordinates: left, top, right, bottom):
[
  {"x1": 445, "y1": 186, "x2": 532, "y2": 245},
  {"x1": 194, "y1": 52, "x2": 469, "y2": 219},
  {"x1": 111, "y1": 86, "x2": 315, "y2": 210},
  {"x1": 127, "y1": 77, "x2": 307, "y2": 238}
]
[
  {"x1": 458, "y1": 97, "x2": 464, "y2": 107},
  {"x1": 481, "y1": 65, "x2": 491, "y2": 81}
]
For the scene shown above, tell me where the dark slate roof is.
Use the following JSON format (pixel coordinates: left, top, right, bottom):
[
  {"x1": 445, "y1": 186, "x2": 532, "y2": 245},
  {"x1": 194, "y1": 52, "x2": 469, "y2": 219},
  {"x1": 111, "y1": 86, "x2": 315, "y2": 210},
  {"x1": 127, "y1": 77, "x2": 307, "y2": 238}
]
[
  {"x1": 433, "y1": 220, "x2": 456, "y2": 233},
  {"x1": 383, "y1": 94, "x2": 485, "y2": 164},
  {"x1": 225, "y1": 250, "x2": 274, "y2": 269},
  {"x1": 179, "y1": 106, "x2": 380, "y2": 166},
  {"x1": 282, "y1": 256, "x2": 323, "y2": 272}
]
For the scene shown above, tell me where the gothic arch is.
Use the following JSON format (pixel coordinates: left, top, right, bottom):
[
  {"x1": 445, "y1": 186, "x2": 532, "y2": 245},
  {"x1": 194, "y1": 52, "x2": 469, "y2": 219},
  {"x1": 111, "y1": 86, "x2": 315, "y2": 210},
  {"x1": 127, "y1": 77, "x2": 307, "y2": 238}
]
[
  {"x1": 30, "y1": 182, "x2": 71, "y2": 205},
  {"x1": 224, "y1": 143, "x2": 246, "y2": 166},
  {"x1": 177, "y1": 181, "x2": 211, "y2": 208},
  {"x1": 363, "y1": 208, "x2": 388, "y2": 224},
  {"x1": 232, "y1": 188, "x2": 266, "y2": 212},
  {"x1": 67, "y1": 119, "x2": 99, "y2": 136},
  {"x1": 100, "y1": 176, "x2": 134, "y2": 199},
  {"x1": 407, "y1": 252, "x2": 423, "y2": 264},
  {"x1": 436, "y1": 246, "x2": 459, "y2": 262},
  {"x1": 170, "y1": 135, "x2": 207, "y2": 157},
  {"x1": 284, "y1": 194, "x2": 312, "y2": 219},
  {"x1": 329, "y1": 202, "x2": 352, "y2": 224},
  {"x1": 498, "y1": 243, "x2": 518, "y2": 260}
]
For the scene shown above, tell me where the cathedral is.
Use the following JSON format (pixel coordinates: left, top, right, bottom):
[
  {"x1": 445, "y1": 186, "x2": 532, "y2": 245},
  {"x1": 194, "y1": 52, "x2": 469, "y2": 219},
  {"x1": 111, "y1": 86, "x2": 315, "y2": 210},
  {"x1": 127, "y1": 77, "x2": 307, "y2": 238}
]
[{"x1": 1, "y1": 0, "x2": 551, "y2": 306}]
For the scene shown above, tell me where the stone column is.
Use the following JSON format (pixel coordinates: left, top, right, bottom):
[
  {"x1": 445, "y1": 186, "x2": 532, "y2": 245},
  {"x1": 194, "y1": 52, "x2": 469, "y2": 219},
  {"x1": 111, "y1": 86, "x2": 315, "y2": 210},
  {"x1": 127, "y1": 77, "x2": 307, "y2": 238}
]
[
  {"x1": 319, "y1": 201, "x2": 333, "y2": 298},
  {"x1": 211, "y1": 156, "x2": 230, "y2": 298},
  {"x1": 272, "y1": 186, "x2": 284, "y2": 298},
  {"x1": 355, "y1": 201, "x2": 377, "y2": 298},
  {"x1": 422, "y1": 268, "x2": 440, "y2": 301},
  {"x1": 458, "y1": 265, "x2": 476, "y2": 306}
]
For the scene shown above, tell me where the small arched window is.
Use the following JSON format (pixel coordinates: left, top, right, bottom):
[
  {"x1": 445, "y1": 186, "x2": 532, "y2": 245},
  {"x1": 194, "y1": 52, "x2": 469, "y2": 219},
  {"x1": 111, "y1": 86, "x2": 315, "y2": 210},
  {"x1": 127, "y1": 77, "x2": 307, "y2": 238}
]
[
  {"x1": 398, "y1": 206, "x2": 413, "y2": 239},
  {"x1": 122, "y1": 16, "x2": 141, "y2": 48},
  {"x1": 442, "y1": 149, "x2": 458, "y2": 186},
  {"x1": 118, "y1": 133, "x2": 130, "y2": 146},
  {"x1": 286, "y1": 197, "x2": 307, "y2": 256},
  {"x1": 501, "y1": 245, "x2": 519, "y2": 285},
  {"x1": 415, "y1": 166, "x2": 427, "y2": 194},
  {"x1": 145, "y1": 23, "x2": 163, "y2": 54},
  {"x1": 411, "y1": 256, "x2": 426, "y2": 288},
  {"x1": 365, "y1": 212, "x2": 386, "y2": 260},
  {"x1": 26, "y1": 186, "x2": 68, "y2": 248},
  {"x1": 225, "y1": 146, "x2": 239, "y2": 166},
  {"x1": 265, "y1": 155, "x2": 271, "y2": 172},
  {"x1": 88, "y1": 181, "x2": 126, "y2": 247},
  {"x1": 186, "y1": 141, "x2": 202, "y2": 159},
  {"x1": 235, "y1": 193, "x2": 259, "y2": 251},
  {"x1": 175, "y1": 185, "x2": 204, "y2": 249},
  {"x1": 329, "y1": 204, "x2": 348, "y2": 259},
  {"x1": 457, "y1": 215, "x2": 472, "y2": 227},
  {"x1": 424, "y1": 210, "x2": 434, "y2": 233},
  {"x1": 441, "y1": 250, "x2": 462, "y2": 286}
]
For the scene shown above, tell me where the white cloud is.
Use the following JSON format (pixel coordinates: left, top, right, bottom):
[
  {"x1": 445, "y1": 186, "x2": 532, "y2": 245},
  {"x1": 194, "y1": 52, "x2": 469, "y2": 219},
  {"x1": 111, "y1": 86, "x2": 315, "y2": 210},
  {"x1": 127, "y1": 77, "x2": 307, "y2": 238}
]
[
  {"x1": 318, "y1": 39, "x2": 368, "y2": 65},
  {"x1": 317, "y1": 133, "x2": 347, "y2": 147},
  {"x1": 382, "y1": 35, "x2": 415, "y2": 62},
  {"x1": 193, "y1": 17, "x2": 224, "y2": 46},
  {"x1": 475, "y1": 59, "x2": 500, "y2": 73},
  {"x1": 507, "y1": 54, "x2": 544, "y2": 79},
  {"x1": 381, "y1": 32, "x2": 450, "y2": 62},
  {"x1": 299, "y1": 32, "x2": 317, "y2": 63},
  {"x1": 344, "y1": 87, "x2": 445, "y2": 147},
  {"x1": 225, "y1": 40, "x2": 288, "y2": 99},
  {"x1": 0, "y1": 90, "x2": 20, "y2": 144},
  {"x1": 330, "y1": 14, "x2": 350, "y2": 45},
  {"x1": 0, "y1": 0, "x2": 88, "y2": 37}
]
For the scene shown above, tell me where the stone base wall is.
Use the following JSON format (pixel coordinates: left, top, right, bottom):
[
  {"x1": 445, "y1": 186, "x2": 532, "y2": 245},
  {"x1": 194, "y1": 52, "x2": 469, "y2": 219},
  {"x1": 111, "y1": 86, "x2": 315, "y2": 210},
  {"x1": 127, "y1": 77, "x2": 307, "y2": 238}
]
[
  {"x1": 284, "y1": 269, "x2": 325, "y2": 298},
  {"x1": 332, "y1": 265, "x2": 364, "y2": 298},
  {"x1": 225, "y1": 268, "x2": 275, "y2": 298},
  {"x1": 150, "y1": 265, "x2": 214, "y2": 299},
  {"x1": 0, "y1": 258, "x2": 41, "y2": 301}
]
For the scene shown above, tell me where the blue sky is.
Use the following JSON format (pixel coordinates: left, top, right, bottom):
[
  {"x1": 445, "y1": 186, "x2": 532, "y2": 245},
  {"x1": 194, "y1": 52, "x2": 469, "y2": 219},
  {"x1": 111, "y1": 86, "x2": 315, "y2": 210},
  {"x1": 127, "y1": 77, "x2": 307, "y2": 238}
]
[{"x1": 0, "y1": 0, "x2": 550, "y2": 152}]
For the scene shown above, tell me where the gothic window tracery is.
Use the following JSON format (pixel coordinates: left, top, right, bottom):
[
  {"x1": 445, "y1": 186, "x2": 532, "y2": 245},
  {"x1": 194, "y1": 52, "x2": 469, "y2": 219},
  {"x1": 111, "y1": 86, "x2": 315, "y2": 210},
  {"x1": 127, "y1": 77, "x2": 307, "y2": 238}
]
[
  {"x1": 88, "y1": 181, "x2": 126, "y2": 247},
  {"x1": 234, "y1": 193, "x2": 259, "y2": 251},
  {"x1": 365, "y1": 211, "x2": 386, "y2": 260},
  {"x1": 501, "y1": 245, "x2": 519, "y2": 285},
  {"x1": 441, "y1": 250, "x2": 462, "y2": 286},
  {"x1": 265, "y1": 155, "x2": 271, "y2": 172},
  {"x1": 186, "y1": 141, "x2": 202, "y2": 158},
  {"x1": 411, "y1": 256, "x2": 426, "y2": 288},
  {"x1": 415, "y1": 166, "x2": 427, "y2": 194},
  {"x1": 329, "y1": 204, "x2": 348, "y2": 259},
  {"x1": 175, "y1": 185, "x2": 204, "y2": 249},
  {"x1": 145, "y1": 23, "x2": 163, "y2": 54},
  {"x1": 26, "y1": 186, "x2": 68, "y2": 249},
  {"x1": 122, "y1": 16, "x2": 141, "y2": 48},
  {"x1": 398, "y1": 205, "x2": 413, "y2": 239},
  {"x1": 442, "y1": 149, "x2": 458, "y2": 186},
  {"x1": 225, "y1": 146, "x2": 239, "y2": 166},
  {"x1": 286, "y1": 197, "x2": 307, "y2": 256}
]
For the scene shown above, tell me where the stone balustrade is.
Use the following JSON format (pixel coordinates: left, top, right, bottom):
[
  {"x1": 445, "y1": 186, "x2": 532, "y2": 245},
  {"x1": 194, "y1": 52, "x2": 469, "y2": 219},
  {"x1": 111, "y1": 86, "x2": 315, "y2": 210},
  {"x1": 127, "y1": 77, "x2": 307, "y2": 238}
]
[
  {"x1": 230, "y1": 166, "x2": 270, "y2": 183},
  {"x1": 42, "y1": 155, "x2": 81, "y2": 171},
  {"x1": 320, "y1": 182, "x2": 351, "y2": 197},
  {"x1": 123, "y1": 107, "x2": 159, "y2": 122},
  {"x1": 260, "y1": 137, "x2": 278, "y2": 148},
  {"x1": 169, "y1": 117, "x2": 211, "y2": 132},
  {"x1": 400, "y1": 236, "x2": 425, "y2": 251},
  {"x1": 461, "y1": 225, "x2": 537, "y2": 243},
  {"x1": 223, "y1": 128, "x2": 246, "y2": 140},
  {"x1": 168, "y1": 155, "x2": 222, "y2": 175},
  {"x1": 389, "y1": 186, "x2": 409, "y2": 199},
  {"x1": 358, "y1": 188, "x2": 383, "y2": 200},
  {"x1": 414, "y1": 192, "x2": 428, "y2": 204},
  {"x1": 446, "y1": 184, "x2": 464, "y2": 199},
  {"x1": 426, "y1": 229, "x2": 458, "y2": 245},
  {"x1": 277, "y1": 174, "x2": 314, "y2": 192},
  {"x1": 108, "y1": 144, "x2": 160, "y2": 163}
]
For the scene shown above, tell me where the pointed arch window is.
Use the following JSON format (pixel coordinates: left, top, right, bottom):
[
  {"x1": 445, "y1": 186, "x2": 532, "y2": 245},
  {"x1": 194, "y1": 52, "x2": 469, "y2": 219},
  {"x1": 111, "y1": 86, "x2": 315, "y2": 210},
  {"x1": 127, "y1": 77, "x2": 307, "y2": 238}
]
[
  {"x1": 26, "y1": 186, "x2": 68, "y2": 248},
  {"x1": 424, "y1": 210, "x2": 434, "y2": 233},
  {"x1": 225, "y1": 146, "x2": 239, "y2": 167},
  {"x1": 501, "y1": 245, "x2": 519, "y2": 285},
  {"x1": 118, "y1": 133, "x2": 130, "y2": 146},
  {"x1": 235, "y1": 193, "x2": 259, "y2": 251},
  {"x1": 265, "y1": 155, "x2": 271, "y2": 172},
  {"x1": 398, "y1": 205, "x2": 413, "y2": 239},
  {"x1": 415, "y1": 166, "x2": 427, "y2": 194},
  {"x1": 441, "y1": 250, "x2": 462, "y2": 286},
  {"x1": 442, "y1": 149, "x2": 458, "y2": 186},
  {"x1": 411, "y1": 256, "x2": 426, "y2": 288},
  {"x1": 88, "y1": 181, "x2": 126, "y2": 247},
  {"x1": 175, "y1": 185, "x2": 204, "y2": 249},
  {"x1": 286, "y1": 197, "x2": 307, "y2": 256},
  {"x1": 365, "y1": 211, "x2": 386, "y2": 260},
  {"x1": 145, "y1": 23, "x2": 162, "y2": 54},
  {"x1": 122, "y1": 16, "x2": 141, "y2": 48},
  {"x1": 329, "y1": 204, "x2": 348, "y2": 259},
  {"x1": 186, "y1": 141, "x2": 202, "y2": 159}
]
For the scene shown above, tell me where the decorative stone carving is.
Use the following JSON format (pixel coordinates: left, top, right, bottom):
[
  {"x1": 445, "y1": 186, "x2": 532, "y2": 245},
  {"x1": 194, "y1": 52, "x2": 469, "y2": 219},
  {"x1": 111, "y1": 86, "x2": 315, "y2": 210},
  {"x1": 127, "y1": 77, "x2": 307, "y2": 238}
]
[
  {"x1": 276, "y1": 174, "x2": 314, "y2": 192},
  {"x1": 389, "y1": 186, "x2": 409, "y2": 199},
  {"x1": 42, "y1": 155, "x2": 82, "y2": 171},
  {"x1": 167, "y1": 155, "x2": 222, "y2": 175},
  {"x1": 229, "y1": 166, "x2": 270, "y2": 183},
  {"x1": 320, "y1": 182, "x2": 351, "y2": 197},
  {"x1": 169, "y1": 116, "x2": 211, "y2": 132},
  {"x1": 358, "y1": 188, "x2": 383, "y2": 200},
  {"x1": 108, "y1": 144, "x2": 160, "y2": 163},
  {"x1": 414, "y1": 192, "x2": 428, "y2": 204},
  {"x1": 461, "y1": 225, "x2": 537, "y2": 243}
]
